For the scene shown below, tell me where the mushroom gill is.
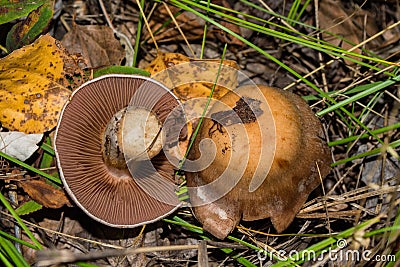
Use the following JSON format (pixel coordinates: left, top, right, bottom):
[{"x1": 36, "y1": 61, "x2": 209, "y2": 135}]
[{"x1": 54, "y1": 75, "x2": 182, "y2": 227}]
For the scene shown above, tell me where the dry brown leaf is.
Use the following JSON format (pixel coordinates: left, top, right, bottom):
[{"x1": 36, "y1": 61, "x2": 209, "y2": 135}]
[
  {"x1": 18, "y1": 179, "x2": 71, "y2": 209},
  {"x1": 213, "y1": 0, "x2": 244, "y2": 46},
  {"x1": 318, "y1": 0, "x2": 361, "y2": 56},
  {"x1": 0, "y1": 34, "x2": 86, "y2": 133},
  {"x1": 11, "y1": 169, "x2": 71, "y2": 209},
  {"x1": 62, "y1": 25, "x2": 125, "y2": 68},
  {"x1": 215, "y1": 20, "x2": 244, "y2": 46}
]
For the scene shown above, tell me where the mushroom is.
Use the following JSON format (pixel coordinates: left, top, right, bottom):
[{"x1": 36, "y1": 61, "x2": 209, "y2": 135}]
[
  {"x1": 185, "y1": 84, "x2": 332, "y2": 239},
  {"x1": 54, "y1": 74, "x2": 182, "y2": 227}
]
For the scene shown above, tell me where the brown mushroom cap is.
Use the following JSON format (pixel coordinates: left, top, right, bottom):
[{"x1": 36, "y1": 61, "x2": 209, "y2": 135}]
[
  {"x1": 54, "y1": 74, "x2": 181, "y2": 227},
  {"x1": 186, "y1": 84, "x2": 332, "y2": 239}
]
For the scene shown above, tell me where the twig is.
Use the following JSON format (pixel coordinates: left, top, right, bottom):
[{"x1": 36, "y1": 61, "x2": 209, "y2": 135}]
[
  {"x1": 198, "y1": 240, "x2": 209, "y2": 267},
  {"x1": 0, "y1": 210, "x2": 123, "y2": 249},
  {"x1": 316, "y1": 161, "x2": 332, "y2": 234},
  {"x1": 300, "y1": 184, "x2": 400, "y2": 214},
  {"x1": 36, "y1": 244, "x2": 216, "y2": 266}
]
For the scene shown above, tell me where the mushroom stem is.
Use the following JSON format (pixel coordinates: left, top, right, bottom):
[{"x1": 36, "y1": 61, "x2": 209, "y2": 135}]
[{"x1": 102, "y1": 107, "x2": 164, "y2": 170}]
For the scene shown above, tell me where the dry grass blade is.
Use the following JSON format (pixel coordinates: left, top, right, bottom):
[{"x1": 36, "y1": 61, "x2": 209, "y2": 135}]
[
  {"x1": 299, "y1": 184, "x2": 400, "y2": 214},
  {"x1": 198, "y1": 240, "x2": 209, "y2": 267},
  {"x1": 135, "y1": 0, "x2": 159, "y2": 50},
  {"x1": 162, "y1": 2, "x2": 195, "y2": 57},
  {"x1": 284, "y1": 19, "x2": 400, "y2": 90},
  {"x1": 36, "y1": 244, "x2": 217, "y2": 266},
  {"x1": 0, "y1": 210, "x2": 124, "y2": 249}
]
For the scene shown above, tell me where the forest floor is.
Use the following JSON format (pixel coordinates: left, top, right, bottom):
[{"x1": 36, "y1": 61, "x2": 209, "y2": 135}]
[{"x1": 1, "y1": 0, "x2": 400, "y2": 266}]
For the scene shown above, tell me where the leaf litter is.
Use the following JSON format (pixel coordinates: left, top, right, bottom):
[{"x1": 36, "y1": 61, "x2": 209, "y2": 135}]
[
  {"x1": 0, "y1": 34, "x2": 86, "y2": 133},
  {"x1": 62, "y1": 24, "x2": 125, "y2": 68},
  {"x1": 0, "y1": 1, "x2": 400, "y2": 266},
  {"x1": 0, "y1": 132, "x2": 43, "y2": 161}
]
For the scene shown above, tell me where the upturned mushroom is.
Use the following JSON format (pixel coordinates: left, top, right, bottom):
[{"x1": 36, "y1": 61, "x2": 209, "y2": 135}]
[
  {"x1": 185, "y1": 84, "x2": 331, "y2": 239},
  {"x1": 54, "y1": 74, "x2": 183, "y2": 227}
]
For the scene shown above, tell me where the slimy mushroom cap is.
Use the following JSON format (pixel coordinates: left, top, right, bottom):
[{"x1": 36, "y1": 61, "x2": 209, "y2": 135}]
[{"x1": 186, "y1": 84, "x2": 331, "y2": 239}]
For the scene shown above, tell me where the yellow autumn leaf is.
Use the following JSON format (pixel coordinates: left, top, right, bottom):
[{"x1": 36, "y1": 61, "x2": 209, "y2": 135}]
[
  {"x1": 0, "y1": 34, "x2": 85, "y2": 134},
  {"x1": 145, "y1": 52, "x2": 239, "y2": 101},
  {"x1": 145, "y1": 52, "x2": 240, "y2": 155}
]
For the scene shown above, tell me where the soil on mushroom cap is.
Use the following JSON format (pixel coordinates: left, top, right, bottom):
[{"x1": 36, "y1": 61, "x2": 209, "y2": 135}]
[{"x1": 210, "y1": 96, "x2": 264, "y2": 127}]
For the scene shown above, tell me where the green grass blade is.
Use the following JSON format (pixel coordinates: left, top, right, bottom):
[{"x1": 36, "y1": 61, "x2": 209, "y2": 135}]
[
  {"x1": 133, "y1": 0, "x2": 145, "y2": 67},
  {"x1": 40, "y1": 142, "x2": 55, "y2": 157},
  {"x1": 165, "y1": 216, "x2": 257, "y2": 267},
  {"x1": 317, "y1": 75, "x2": 400, "y2": 116},
  {"x1": 0, "y1": 251, "x2": 14, "y2": 267},
  {"x1": 364, "y1": 225, "x2": 400, "y2": 237},
  {"x1": 0, "y1": 236, "x2": 30, "y2": 267},
  {"x1": 76, "y1": 262, "x2": 101, "y2": 267},
  {"x1": 0, "y1": 230, "x2": 37, "y2": 249},
  {"x1": 163, "y1": 216, "x2": 204, "y2": 234},
  {"x1": 173, "y1": 0, "x2": 395, "y2": 70},
  {"x1": 384, "y1": 254, "x2": 399, "y2": 267},
  {"x1": 200, "y1": 0, "x2": 211, "y2": 59},
  {"x1": 0, "y1": 191, "x2": 43, "y2": 250},
  {"x1": 287, "y1": 0, "x2": 301, "y2": 24},
  {"x1": 167, "y1": 0, "x2": 385, "y2": 146},
  {"x1": 0, "y1": 151, "x2": 61, "y2": 185},
  {"x1": 39, "y1": 137, "x2": 53, "y2": 169},
  {"x1": 332, "y1": 139, "x2": 400, "y2": 167},
  {"x1": 269, "y1": 217, "x2": 381, "y2": 266},
  {"x1": 177, "y1": 44, "x2": 228, "y2": 170},
  {"x1": 294, "y1": 0, "x2": 311, "y2": 22},
  {"x1": 387, "y1": 207, "x2": 400, "y2": 246},
  {"x1": 328, "y1": 122, "x2": 400, "y2": 147}
]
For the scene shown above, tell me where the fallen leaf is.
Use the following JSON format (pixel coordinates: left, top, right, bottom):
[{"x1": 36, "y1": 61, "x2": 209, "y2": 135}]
[
  {"x1": 145, "y1": 52, "x2": 239, "y2": 101},
  {"x1": 213, "y1": 0, "x2": 244, "y2": 46},
  {"x1": 18, "y1": 179, "x2": 71, "y2": 209},
  {"x1": 0, "y1": 34, "x2": 86, "y2": 133},
  {"x1": 0, "y1": 0, "x2": 47, "y2": 25},
  {"x1": 15, "y1": 200, "x2": 43, "y2": 216},
  {"x1": 145, "y1": 52, "x2": 191, "y2": 76},
  {"x1": 318, "y1": 0, "x2": 362, "y2": 59},
  {"x1": 0, "y1": 132, "x2": 43, "y2": 161},
  {"x1": 62, "y1": 25, "x2": 125, "y2": 68},
  {"x1": 145, "y1": 52, "x2": 240, "y2": 156},
  {"x1": 11, "y1": 169, "x2": 71, "y2": 209},
  {"x1": 6, "y1": 1, "x2": 53, "y2": 51}
]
